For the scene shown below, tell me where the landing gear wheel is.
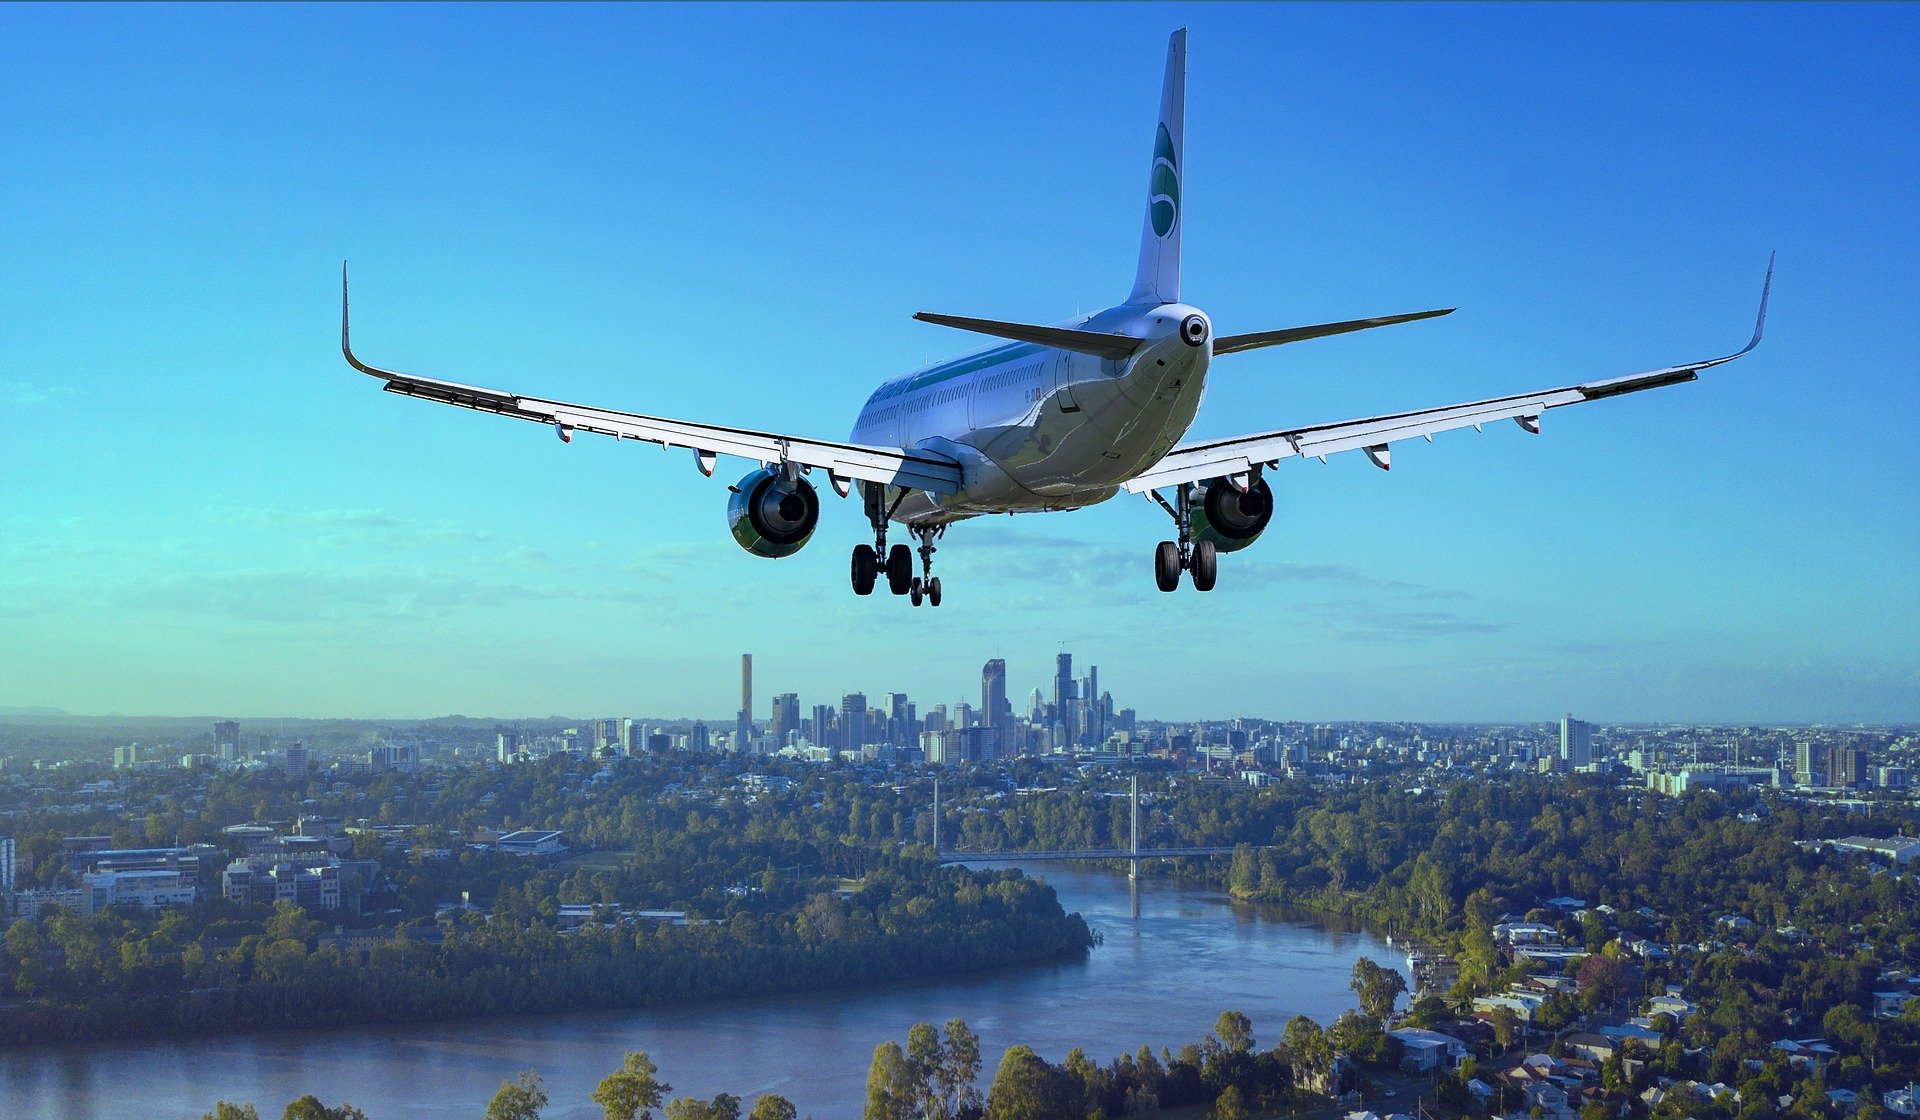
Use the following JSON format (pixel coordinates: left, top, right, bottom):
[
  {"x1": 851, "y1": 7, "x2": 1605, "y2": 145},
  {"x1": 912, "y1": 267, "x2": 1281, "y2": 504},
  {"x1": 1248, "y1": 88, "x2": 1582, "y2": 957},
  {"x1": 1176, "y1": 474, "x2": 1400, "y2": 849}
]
[
  {"x1": 1190, "y1": 540, "x2": 1218, "y2": 592},
  {"x1": 909, "y1": 577, "x2": 924, "y2": 606},
  {"x1": 1154, "y1": 541, "x2": 1181, "y2": 592},
  {"x1": 926, "y1": 576, "x2": 942, "y2": 607},
  {"x1": 851, "y1": 545, "x2": 877, "y2": 596},
  {"x1": 886, "y1": 544, "x2": 913, "y2": 595}
]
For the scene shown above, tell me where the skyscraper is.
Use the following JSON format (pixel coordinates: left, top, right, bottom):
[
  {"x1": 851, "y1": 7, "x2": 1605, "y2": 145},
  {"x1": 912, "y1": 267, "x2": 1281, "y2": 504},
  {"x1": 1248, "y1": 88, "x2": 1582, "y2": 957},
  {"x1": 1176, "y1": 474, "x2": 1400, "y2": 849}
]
[
  {"x1": 1559, "y1": 715, "x2": 1593, "y2": 770},
  {"x1": 1054, "y1": 652, "x2": 1075, "y2": 716},
  {"x1": 1826, "y1": 745, "x2": 1864, "y2": 789},
  {"x1": 214, "y1": 720, "x2": 240, "y2": 762},
  {"x1": 0, "y1": 835, "x2": 14, "y2": 894},
  {"x1": 741, "y1": 654, "x2": 754, "y2": 721},
  {"x1": 982, "y1": 659, "x2": 1008, "y2": 728},
  {"x1": 840, "y1": 694, "x2": 867, "y2": 755},
  {"x1": 771, "y1": 693, "x2": 801, "y2": 747}
]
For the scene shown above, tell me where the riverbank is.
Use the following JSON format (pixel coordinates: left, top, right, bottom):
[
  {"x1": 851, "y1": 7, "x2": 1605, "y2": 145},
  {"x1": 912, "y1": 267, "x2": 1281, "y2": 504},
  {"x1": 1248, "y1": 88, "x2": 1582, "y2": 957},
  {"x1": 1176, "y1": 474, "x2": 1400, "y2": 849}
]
[{"x1": 0, "y1": 864, "x2": 1399, "y2": 1120}]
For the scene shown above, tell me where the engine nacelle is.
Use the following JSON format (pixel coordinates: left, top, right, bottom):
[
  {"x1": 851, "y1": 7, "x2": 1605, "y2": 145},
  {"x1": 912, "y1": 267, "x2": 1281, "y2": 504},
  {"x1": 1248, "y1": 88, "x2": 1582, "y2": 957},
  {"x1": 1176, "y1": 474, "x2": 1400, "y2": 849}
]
[
  {"x1": 728, "y1": 467, "x2": 820, "y2": 558},
  {"x1": 1189, "y1": 475, "x2": 1274, "y2": 553}
]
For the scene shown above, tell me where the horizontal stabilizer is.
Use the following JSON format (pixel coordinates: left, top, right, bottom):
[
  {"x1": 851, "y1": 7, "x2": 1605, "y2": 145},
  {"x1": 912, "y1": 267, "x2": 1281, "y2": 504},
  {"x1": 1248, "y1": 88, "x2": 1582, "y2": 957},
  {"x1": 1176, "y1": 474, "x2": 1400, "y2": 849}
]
[
  {"x1": 913, "y1": 312, "x2": 1145, "y2": 361},
  {"x1": 1214, "y1": 308, "x2": 1454, "y2": 356}
]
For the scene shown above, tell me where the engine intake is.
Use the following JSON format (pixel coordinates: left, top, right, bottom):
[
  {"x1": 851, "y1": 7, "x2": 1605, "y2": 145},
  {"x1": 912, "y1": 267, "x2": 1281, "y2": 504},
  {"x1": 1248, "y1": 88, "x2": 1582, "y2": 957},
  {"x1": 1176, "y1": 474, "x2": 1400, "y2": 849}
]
[
  {"x1": 1189, "y1": 475, "x2": 1273, "y2": 553},
  {"x1": 728, "y1": 467, "x2": 820, "y2": 558}
]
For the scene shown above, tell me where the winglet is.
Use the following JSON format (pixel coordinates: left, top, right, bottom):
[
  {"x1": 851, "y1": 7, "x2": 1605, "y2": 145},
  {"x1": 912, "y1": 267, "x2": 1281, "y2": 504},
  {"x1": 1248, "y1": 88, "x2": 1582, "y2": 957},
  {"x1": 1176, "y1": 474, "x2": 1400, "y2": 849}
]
[
  {"x1": 1741, "y1": 251, "x2": 1774, "y2": 357},
  {"x1": 340, "y1": 261, "x2": 398, "y2": 379}
]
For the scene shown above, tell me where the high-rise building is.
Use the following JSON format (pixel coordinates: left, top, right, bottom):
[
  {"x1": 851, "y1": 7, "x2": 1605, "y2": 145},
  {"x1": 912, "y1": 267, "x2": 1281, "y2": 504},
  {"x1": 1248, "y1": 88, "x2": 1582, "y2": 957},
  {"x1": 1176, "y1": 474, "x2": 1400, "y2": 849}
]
[
  {"x1": 810, "y1": 704, "x2": 836, "y2": 748},
  {"x1": 0, "y1": 836, "x2": 15, "y2": 894},
  {"x1": 1826, "y1": 745, "x2": 1864, "y2": 789},
  {"x1": 283, "y1": 743, "x2": 309, "y2": 774},
  {"x1": 982, "y1": 659, "x2": 1009, "y2": 728},
  {"x1": 496, "y1": 729, "x2": 522, "y2": 764},
  {"x1": 1054, "y1": 653, "x2": 1075, "y2": 717},
  {"x1": 214, "y1": 721, "x2": 240, "y2": 762},
  {"x1": 741, "y1": 654, "x2": 754, "y2": 723},
  {"x1": 840, "y1": 694, "x2": 868, "y2": 755},
  {"x1": 771, "y1": 693, "x2": 801, "y2": 746},
  {"x1": 1794, "y1": 741, "x2": 1827, "y2": 787},
  {"x1": 1559, "y1": 715, "x2": 1593, "y2": 770},
  {"x1": 690, "y1": 722, "x2": 710, "y2": 752},
  {"x1": 113, "y1": 745, "x2": 139, "y2": 769},
  {"x1": 954, "y1": 702, "x2": 974, "y2": 730}
]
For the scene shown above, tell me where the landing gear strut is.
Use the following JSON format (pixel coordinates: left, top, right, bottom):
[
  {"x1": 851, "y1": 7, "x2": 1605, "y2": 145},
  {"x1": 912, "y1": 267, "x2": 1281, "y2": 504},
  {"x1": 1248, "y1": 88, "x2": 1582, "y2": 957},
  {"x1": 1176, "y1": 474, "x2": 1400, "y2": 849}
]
[
  {"x1": 1148, "y1": 482, "x2": 1218, "y2": 592},
  {"x1": 849, "y1": 485, "x2": 943, "y2": 605},
  {"x1": 909, "y1": 524, "x2": 944, "y2": 607}
]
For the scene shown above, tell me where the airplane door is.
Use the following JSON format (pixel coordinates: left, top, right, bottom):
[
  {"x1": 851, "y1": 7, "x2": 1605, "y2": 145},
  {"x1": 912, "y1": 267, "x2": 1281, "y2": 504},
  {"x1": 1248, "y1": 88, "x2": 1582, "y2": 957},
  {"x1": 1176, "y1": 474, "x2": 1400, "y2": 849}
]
[{"x1": 1055, "y1": 353, "x2": 1081, "y2": 413}]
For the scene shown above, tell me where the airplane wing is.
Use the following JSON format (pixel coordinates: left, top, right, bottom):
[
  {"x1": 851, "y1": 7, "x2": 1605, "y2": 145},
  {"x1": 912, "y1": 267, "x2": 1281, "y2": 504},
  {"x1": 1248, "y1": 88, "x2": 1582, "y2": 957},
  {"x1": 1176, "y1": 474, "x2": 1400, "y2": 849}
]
[
  {"x1": 340, "y1": 267, "x2": 962, "y2": 495},
  {"x1": 1123, "y1": 257, "x2": 1772, "y2": 492}
]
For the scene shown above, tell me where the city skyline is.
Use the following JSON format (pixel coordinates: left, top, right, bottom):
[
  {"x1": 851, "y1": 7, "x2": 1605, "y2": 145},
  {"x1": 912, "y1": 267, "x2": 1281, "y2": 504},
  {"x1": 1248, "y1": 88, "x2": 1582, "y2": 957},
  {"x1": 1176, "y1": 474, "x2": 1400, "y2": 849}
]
[{"x1": 2, "y1": 5, "x2": 1916, "y2": 724}]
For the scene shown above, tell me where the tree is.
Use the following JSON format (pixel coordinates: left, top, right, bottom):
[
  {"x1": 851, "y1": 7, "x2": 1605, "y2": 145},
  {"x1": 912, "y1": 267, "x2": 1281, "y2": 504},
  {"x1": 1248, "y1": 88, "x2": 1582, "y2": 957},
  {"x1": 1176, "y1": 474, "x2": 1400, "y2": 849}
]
[
  {"x1": 1215, "y1": 1010, "x2": 1255, "y2": 1055},
  {"x1": 1215, "y1": 1085, "x2": 1250, "y2": 1120},
  {"x1": 1280, "y1": 1016, "x2": 1332, "y2": 1094},
  {"x1": 282, "y1": 1097, "x2": 369, "y2": 1120},
  {"x1": 593, "y1": 1051, "x2": 671, "y2": 1120},
  {"x1": 746, "y1": 1096, "x2": 797, "y2": 1120},
  {"x1": 865, "y1": 1041, "x2": 919, "y2": 1120},
  {"x1": 1491, "y1": 1006, "x2": 1521, "y2": 1051},
  {"x1": 1351, "y1": 958, "x2": 1408, "y2": 1022},
  {"x1": 908, "y1": 1022, "x2": 949, "y2": 1119},
  {"x1": 943, "y1": 1018, "x2": 984, "y2": 1117},
  {"x1": 985, "y1": 1045, "x2": 1078, "y2": 1120},
  {"x1": 205, "y1": 1106, "x2": 260, "y2": 1120},
  {"x1": 484, "y1": 1071, "x2": 548, "y2": 1120}
]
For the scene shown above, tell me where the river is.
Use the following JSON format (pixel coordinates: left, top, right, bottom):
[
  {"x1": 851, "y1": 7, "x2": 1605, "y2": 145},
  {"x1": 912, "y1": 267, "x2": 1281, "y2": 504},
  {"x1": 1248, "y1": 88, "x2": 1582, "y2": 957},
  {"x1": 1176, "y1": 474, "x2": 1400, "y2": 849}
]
[{"x1": 0, "y1": 865, "x2": 1404, "y2": 1119}]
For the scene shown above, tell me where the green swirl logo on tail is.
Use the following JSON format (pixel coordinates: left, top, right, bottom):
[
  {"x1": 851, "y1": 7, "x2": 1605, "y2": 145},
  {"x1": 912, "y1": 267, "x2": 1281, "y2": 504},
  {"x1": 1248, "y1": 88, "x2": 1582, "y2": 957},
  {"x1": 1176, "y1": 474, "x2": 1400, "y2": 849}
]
[{"x1": 1149, "y1": 123, "x2": 1179, "y2": 238}]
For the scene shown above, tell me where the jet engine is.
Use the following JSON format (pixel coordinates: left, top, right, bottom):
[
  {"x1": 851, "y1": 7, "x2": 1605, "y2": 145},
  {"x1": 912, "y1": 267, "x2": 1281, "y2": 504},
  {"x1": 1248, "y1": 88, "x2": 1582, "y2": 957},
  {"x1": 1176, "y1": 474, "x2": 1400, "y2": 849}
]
[
  {"x1": 727, "y1": 467, "x2": 820, "y2": 558},
  {"x1": 1188, "y1": 476, "x2": 1274, "y2": 553}
]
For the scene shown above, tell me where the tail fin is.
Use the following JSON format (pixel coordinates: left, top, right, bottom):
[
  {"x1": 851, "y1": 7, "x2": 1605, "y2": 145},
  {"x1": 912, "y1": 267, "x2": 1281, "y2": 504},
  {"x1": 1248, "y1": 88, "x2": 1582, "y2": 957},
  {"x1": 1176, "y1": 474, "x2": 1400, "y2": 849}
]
[{"x1": 1129, "y1": 29, "x2": 1187, "y2": 306}]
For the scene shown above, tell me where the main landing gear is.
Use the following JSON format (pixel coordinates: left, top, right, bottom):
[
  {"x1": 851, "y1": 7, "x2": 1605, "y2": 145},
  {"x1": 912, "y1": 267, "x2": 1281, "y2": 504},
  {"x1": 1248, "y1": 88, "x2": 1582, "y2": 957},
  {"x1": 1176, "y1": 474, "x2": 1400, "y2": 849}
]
[
  {"x1": 1148, "y1": 482, "x2": 1218, "y2": 593},
  {"x1": 850, "y1": 487, "x2": 944, "y2": 606}
]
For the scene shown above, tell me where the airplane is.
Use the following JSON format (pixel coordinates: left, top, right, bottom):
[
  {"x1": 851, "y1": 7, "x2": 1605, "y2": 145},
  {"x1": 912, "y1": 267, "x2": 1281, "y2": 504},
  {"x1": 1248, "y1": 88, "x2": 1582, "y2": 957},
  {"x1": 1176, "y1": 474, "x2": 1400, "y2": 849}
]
[{"x1": 341, "y1": 28, "x2": 1771, "y2": 608}]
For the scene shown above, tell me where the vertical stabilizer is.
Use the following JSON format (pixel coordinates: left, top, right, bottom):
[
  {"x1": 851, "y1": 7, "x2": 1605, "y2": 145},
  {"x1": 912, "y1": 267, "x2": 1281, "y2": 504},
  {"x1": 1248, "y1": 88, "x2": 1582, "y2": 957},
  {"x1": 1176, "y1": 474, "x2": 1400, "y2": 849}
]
[{"x1": 1129, "y1": 29, "x2": 1187, "y2": 305}]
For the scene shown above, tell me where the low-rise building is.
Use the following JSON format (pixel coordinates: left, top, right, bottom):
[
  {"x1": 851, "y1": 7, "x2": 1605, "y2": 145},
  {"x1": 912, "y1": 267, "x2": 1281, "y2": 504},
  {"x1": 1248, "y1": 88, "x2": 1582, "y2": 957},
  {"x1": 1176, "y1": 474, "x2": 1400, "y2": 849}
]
[
  {"x1": 1833, "y1": 835, "x2": 1920, "y2": 865},
  {"x1": 222, "y1": 857, "x2": 342, "y2": 911},
  {"x1": 495, "y1": 829, "x2": 566, "y2": 857},
  {"x1": 82, "y1": 868, "x2": 196, "y2": 912},
  {"x1": 1388, "y1": 1027, "x2": 1469, "y2": 1073}
]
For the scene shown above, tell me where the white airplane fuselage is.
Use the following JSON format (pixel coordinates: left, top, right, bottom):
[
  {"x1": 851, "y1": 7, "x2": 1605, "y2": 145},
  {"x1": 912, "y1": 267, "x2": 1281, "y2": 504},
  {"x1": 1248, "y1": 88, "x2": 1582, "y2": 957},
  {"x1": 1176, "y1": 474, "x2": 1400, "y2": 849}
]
[{"x1": 851, "y1": 303, "x2": 1212, "y2": 526}]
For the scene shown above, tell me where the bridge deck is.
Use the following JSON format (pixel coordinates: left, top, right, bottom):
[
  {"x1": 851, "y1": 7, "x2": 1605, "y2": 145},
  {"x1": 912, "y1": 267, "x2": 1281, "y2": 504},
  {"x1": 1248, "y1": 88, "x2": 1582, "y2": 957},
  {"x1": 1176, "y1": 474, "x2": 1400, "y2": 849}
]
[{"x1": 938, "y1": 846, "x2": 1242, "y2": 863}]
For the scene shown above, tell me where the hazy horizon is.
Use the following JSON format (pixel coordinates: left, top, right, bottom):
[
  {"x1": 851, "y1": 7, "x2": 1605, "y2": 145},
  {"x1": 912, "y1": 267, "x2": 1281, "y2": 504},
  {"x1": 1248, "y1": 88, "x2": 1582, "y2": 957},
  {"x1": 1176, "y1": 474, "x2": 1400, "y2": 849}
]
[{"x1": 3, "y1": 5, "x2": 1915, "y2": 724}]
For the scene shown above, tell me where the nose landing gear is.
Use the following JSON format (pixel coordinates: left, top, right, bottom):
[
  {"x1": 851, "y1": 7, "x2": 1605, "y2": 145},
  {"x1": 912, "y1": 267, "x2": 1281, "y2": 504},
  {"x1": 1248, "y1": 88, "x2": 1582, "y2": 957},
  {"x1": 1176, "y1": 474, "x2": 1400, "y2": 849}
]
[{"x1": 1147, "y1": 482, "x2": 1219, "y2": 592}]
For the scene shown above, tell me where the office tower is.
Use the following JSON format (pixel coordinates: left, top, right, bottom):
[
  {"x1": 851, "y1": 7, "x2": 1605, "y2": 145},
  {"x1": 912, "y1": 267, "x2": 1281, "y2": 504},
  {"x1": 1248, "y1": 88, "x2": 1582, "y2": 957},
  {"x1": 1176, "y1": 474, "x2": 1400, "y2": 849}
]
[
  {"x1": 214, "y1": 720, "x2": 240, "y2": 762},
  {"x1": 620, "y1": 718, "x2": 637, "y2": 753},
  {"x1": 1054, "y1": 653, "x2": 1075, "y2": 717},
  {"x1": 886, "y1": 693, "x2": 913, "y2": 745},
  {"x1": 113, "y1": 745, "x2": 139, "y2": 769},
  {"x1": 1559, "y1": 715, "x2": 1593, "y2": 770},
  {"x1": 924, "y1": 705, "x2": 948, "y2": 734},
  {"x1": 840, "y1": 694, "x2": 867, "y2": 754},
  {"x1": 496, "y1": 729, "x2": 522, "y2": 763},
  {"x1": 811, "y1": 704, "x2": 836, "y2": 748},
  {"x1": 1826, "y1": 745, "x2": 1864, "y2": 789},
  {"x1": 736, "y1": 711, "x2": 754, "y2": 754},
  {"x1": 954, "y1": 702, "x2": 974, "y2": 730},
  {"x1": 741, "y1": 654, "x2": 753, "y2": 723},
  {"x1": 771, "y1": 693, "x2": 801, "y2": 746},
  {"x1": 0, "y1": 836, "x2": 14, "y2": 894},
  {"x1": 691, "y1": 722, "x2": 710, "y2": 752},
  {"x1": 1794, "y1": 741, "x2": 1827, "y2": 787},
  {"x1": 981, "y1": 659, "x2": 1008, "y2": 728},
  {"x1": 283, "y1": 743, "x2": 309, "y2": 774}
]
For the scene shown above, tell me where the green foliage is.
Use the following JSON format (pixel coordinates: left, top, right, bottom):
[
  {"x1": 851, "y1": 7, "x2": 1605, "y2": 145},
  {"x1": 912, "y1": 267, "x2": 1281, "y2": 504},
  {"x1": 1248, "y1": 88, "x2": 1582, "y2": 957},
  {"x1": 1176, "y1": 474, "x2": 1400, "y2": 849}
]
[
  {"x1": 744, "y1": 1095, "x2": 796, "y2": 1120},
  {"x1": 592, "y1": 1051, "x2": 670, "y2": 1120},
  {"x1": 484, "y1": 1071, "x2": 548, "y2": 1120},
  {"x1": 280, "y1": 1096, "x2": 368, "y2": 1120},
  {"x1": 205, "y1": 1105, "x2": 261, "y2": 1120}
]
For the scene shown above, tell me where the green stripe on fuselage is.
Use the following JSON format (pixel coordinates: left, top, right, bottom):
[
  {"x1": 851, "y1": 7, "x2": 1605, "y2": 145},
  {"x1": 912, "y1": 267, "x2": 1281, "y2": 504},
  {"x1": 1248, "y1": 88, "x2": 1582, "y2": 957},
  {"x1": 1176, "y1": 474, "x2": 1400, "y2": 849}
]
[{"x1": 868, "y1": 342, "x2": 1043, "y2": 404}]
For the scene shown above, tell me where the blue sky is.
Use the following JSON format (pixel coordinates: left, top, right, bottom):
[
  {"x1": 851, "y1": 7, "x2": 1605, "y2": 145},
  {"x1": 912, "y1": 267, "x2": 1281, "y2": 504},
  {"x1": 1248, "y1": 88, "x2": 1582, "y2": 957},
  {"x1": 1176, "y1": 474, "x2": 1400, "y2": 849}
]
[{"x1": 2, "y1": 3, "x2": 1915, "y2": 724}]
